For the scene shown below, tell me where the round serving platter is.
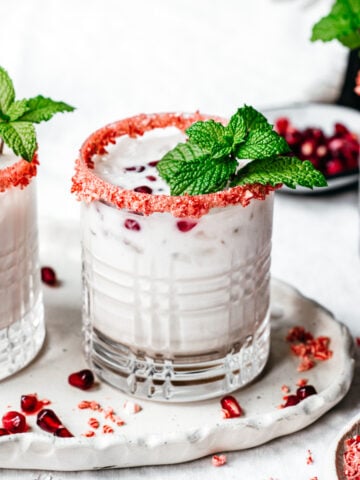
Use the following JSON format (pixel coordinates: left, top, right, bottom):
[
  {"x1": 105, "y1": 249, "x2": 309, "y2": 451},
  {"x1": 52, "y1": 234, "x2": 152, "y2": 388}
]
[{"x1": 0, "y1": 221, "x2": 354, "y2": 471}]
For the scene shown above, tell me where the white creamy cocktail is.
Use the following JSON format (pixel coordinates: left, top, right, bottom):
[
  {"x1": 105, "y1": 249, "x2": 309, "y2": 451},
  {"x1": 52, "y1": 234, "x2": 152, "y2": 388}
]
[
  {"x1": 0, "y1": 150, "x2": 44, "y2": 380},
  {"x1": 74, "y1": 113, "x2": 276, "y2": 401}
]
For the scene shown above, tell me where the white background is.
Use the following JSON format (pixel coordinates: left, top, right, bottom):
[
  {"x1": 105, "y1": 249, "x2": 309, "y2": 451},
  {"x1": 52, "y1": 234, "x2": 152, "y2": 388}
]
[{"x1": 0, "y1": 1, "x2": 359, "y2": 479}]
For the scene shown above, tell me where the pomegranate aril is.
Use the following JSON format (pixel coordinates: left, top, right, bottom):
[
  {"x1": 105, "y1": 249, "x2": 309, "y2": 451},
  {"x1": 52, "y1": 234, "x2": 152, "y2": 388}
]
[
  {"x1": 274, "y1": 117, "x2": 290, "y2": 135},
  {"x1": 316, "y1": 145, "x2": 328, "y2": 158},
  {"x1": 2, "y1": 411, "x2": 27, "y2": 434},
  {"x1": 176, "y1": 220, "x2": 197, "y2": 232},
  {"x1": 0, "y1": 428, "x2": 9, "y2": 436},
  {"x1": 124, "y1": 218, "x2": 141, "y2": 231},
  {"x1": 125, "y1": 165, "x2": 145, "y2": 172},
  {"x1": 282, "y1": 395, "x2": 299, "y2": 408},
  {"x1": 41, "y1": 266, "x2": 57, "y2": 286},
  {"x1": 37, "y1": 409, "x2": 62, "y2": 433},
  {"x1": 220, "y1": 395, "x2": 243, "y2": 418},
  {"x1": 334, "y1": 122, "x2": 349, "y2": 135},
  {"x1": 21, "y1": 394, "x2": 39, "y2": 414},
  {"x1": 300, "y1": 139, "x2": 316, "y2": 157},
  {"x1": 296, "y1": 385, "x2": 317, "y2": 400},
  {"x1": 303, "y1": 127, "x2": 325, "y2": 143},
  {"x1": 68, "y1": 369, "x2": 95, "y2": 390},
  {"x1": 55, "y1": 427, "x2": 74, "y2": 438},
  {"x1": 146, "y1": 175, "x2": 157, "y2": 182},
  {"x1": 285, "y1": 128, "x2": 302, "y2": 147},
  {"x1": 134, "y1": 185, "x2": 153, "y2": 194},
  {"x1": 325, "y1": 158, "x2": 343, "y2": 176},
  {"x1": 148, "y1": 160, "x2": 159, "y2": 167}
]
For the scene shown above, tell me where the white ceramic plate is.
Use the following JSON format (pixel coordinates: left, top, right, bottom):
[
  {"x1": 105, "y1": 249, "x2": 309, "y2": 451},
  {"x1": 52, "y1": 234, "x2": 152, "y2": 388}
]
[
  {"x1": 0, "y1": 221, "x2": 355, "y2": 471},
  {"x1": 263, "y1": 103, "x2": 360, "y2": 194}
]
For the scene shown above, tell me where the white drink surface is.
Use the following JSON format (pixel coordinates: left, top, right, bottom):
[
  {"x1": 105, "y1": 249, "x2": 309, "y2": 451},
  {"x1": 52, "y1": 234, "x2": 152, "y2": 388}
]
[{"x1": 83, "y1": 127, "x2": 273, "y2": 358}]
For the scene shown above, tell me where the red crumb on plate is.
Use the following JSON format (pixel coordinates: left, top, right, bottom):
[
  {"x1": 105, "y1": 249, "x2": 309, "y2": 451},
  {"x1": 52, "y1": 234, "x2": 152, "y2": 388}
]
[
  {"x1": 88, "y1": 417, "x2": 99, "y2": 429},
  {"x1": 82, "y1": 430, "x2": 95, "y2": 437},
  {"x1": 286, "y1": 326, "x2": 332, "y2": 371},
  {"x1": 281, "y1": 385, "x2": 290, "y2": 394},
  {"x1": 212, "y1": 454, "x2": 227, "y2": 467},
  {"x1": 296, "y1": 378, "x2": 308, "y2": 387},
  {"x1": 102, "y1": 424, "x2": 114, "y2": 434},
  {"x1": 306, "y1": 449, "x2": 314, "y2": 465}
]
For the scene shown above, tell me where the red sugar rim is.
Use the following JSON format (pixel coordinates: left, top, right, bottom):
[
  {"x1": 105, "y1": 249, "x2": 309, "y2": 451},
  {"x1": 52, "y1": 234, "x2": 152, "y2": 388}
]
[
  {"x1": 71, "y1": 112, "x2": 278, "y2": 218},
  {"x1": 0, "y1": 153, "x2": 39, "y2": 193}
]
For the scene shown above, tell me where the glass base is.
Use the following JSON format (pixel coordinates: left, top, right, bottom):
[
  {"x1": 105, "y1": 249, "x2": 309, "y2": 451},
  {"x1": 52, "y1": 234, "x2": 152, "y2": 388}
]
[
  {"x1": 84, "y1": 312, "x2": 270, "y2": 402},
  {"x1": 0, "y1": 295, "x2": 45, "y2": 381}
]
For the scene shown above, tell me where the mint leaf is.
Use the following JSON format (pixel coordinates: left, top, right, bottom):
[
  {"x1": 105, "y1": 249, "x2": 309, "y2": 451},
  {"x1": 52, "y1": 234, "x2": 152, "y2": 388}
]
[
  {"x1": 186, "y1": 120, "x2": 232, "y2": 158},
  {"x1": 311, "y1": 0, "x2": 360, "y2": 49},
  {"x1": 0, "y1": 66, "x2": 15, "y2": 114},
  {"x1": 234, "y1": 105, "x2": 270, "y2": 133},
  {"x1": 232, "y1": 157, "x2": 328, "y2": 189},
  {"x1": 160, "y1": 141, "x2": 208, "y2": 163},
  {"x1": 226, "y1": 110, "x2": 247, "y2": 144},
  {"x1": 235, "y1": 128, "x2": 290, "y2": 159},
  {"x1": 157, "y1": 156, "x2": 237, "y2": 195},
  {"x1": 18, "y1": 95, "x2": 75, "y2": 123},
  {"x1": 0, "y1": 122, "x2": 36, "y2": 161},
  {"x1": 6, "y1": 99, "x2": 29, "y2": 121}
]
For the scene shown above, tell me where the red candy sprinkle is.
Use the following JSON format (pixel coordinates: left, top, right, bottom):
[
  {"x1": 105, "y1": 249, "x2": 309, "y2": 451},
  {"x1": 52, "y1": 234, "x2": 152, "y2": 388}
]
[
  {"x1": 220, "y1": 395, "x2": 243, "y2": 418},
  {"x1": 124, "y1": 218, "x2": 141, "y2": 231},
  {"x1": 2, "y1": 411, "x2": 27, "y2": 434},
  {"x1": 68, "y1": 369, "x2": 95, "y2": 390},
  {"x1": 41, "y1": 266, "x2": 57, "y2": 286},
  {"x1": 176, "y1": 220, "x2": 197, "y2": 232}
]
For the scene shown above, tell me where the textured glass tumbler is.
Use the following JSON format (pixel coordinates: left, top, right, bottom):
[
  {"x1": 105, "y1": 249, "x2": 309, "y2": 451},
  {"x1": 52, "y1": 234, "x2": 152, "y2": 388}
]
[
  {"x1": 74, "y1": 113, "x2": 274, "y2": 402},
  {"x1": 0, "y1": 159, "x2": 45, "y2": 380}
]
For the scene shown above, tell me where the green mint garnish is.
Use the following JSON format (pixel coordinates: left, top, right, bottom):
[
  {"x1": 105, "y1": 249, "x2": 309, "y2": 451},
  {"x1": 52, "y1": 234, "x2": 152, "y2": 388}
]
[
  {"x1": 156, "y1": 105, "x2": 327, "y2": 195},
  {"x1": 0, "y1": 66, "x2": 75, "y2": 161},
  {"x1": 311, "y1": 0, "x2": 360, "y2": 49}
]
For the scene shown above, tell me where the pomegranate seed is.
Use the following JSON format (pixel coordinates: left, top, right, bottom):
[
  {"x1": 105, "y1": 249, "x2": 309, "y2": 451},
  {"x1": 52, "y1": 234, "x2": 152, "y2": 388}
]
[
  {"x1": 0, "y1": 428, "x2": 9, "y2": 436},
  {"x1": 327, "y1": 137, "x2": 344, "y2": 155},
  {"x1": 146, "y1": 175, "x2": 157, "y2": 181},
  {"x1": 301, "y1": 139, "x2": 316, "y2": 157},
  {"x1": 134, "y1": 185, "x2": 153, "y2": 194},
  {"x1": 220, "y1": 395, "x2": 243, "y2": 418},
  {"x1": 2, "y1": 411, "x2": 27, "y2": 434},
  {"x1": 285, "y1": 128, "x2": 302, "y2": 147},
  {"x1": 296, "y1": 385, "x2": 317, "y2": 400},
  {"x1": 326, "y1": 158, "x2": 343, "y2": 176},
  {"x1": 125, "y1": 165, "x2": 145, "y2": 172},
  {"x1": 334, "y1": 123, "x2": 349, "y2": 135},
  {"x1": 68, "y1": 369, "x2": 95, "y2": 390},
  {"x1": 176, "y1": 220, "x2": 197, "y2": 232},
  {"x1": 55, "y1": 427, "x2": 73, "y2": 438},
  {"x1": 124, "y1": 218, "x2": 141, "y2": 231},
  {"x1": 303, "y1": 128, "x2": 325, "y2": 143},
  {"x1": 282, "y1": 395, "x2": 299, "y2": 408},
  {"x1": 148, "y1": 160, "x2": 159, "y2": 167},
  {"x1": 41, "y1": 266, "x2": 57, "y2": 286},
  {"x1": 37, "y1": 409, "x2": 62, "y2": 433},
  {"x1": 316, "y1": 145, "x2": 328, "y2": 158},
  {"x1": 274, "y1": 117, "x2": 289, "y2": 135},
  {"x1": 21, "y1": 394, "x2": 39, "y2": 414}
]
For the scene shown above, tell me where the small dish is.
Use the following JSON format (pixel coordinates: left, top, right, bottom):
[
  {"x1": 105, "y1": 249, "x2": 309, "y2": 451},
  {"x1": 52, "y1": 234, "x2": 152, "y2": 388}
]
[{"x1": 263, "y1": 102, "x2": 360, "y2": 194}]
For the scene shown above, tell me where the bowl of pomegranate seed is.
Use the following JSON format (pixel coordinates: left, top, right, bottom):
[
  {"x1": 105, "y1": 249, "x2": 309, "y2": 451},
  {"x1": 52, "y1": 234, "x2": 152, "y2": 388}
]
[{"x1": 264, "y1": 103, "x2": 360, "y2": 193}]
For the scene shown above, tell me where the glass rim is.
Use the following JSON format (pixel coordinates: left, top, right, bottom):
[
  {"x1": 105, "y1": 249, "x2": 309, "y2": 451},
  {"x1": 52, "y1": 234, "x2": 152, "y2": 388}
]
[
  {"x1": 0, "y1": 153, "x2": 38, "y2": 193},
  {"x1": 71, "y1": 112, "x2": 277, "y2": 218}
]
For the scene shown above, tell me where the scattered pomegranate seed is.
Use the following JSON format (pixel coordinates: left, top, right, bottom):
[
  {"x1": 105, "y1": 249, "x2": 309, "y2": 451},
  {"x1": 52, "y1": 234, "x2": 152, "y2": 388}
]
[
  {"x1": 134, "y1": 185, "x2": 153, "y2": 194},
  {"x1": 36, "y1": 409, "x2": 62, "y2": 434},
  {"x1": 326, "y1": 158, "x2": 343, "y2": 176},
  {"x1": 274, "y1": 117, "x2": 289, "y2": 135},
  {"x1": 0, "y1": 428, "x2": 9, "y2": 436},
  {"x1": 55, "y1": 427, "x2": 73, "y2": 438},
  {"x1": 148, "y1": 160, "x2": 159, "y2": 167},
  {"x1": 282, "y1": 395, "x2": 299, "y2": 408},
  {"x1": 220, "y1": 395, "x2": 243, "y2": 418},
  {"x1": 286, "y1": 327, "x2": 313, "y2": 343},
  {"x1": 146, "y1": 175, "x2": 157, "y2": 181},
  {"x1": 41, "y1": 266, "x2": 57, "y2": 286},
  {"x1": 21, "y1": 394, "x2": 39, "y2": 414},
  {"x1": 124, "y1": 218, "x2": 141, "y2": 231},
  {"x1": 212, "y1": 454, "x2": 227, "y2": 467},
  {"x1": 125, "y1": 165, "x2": 145, "y2": 172},
  {"x1": 2, "y1": 411, "x2": 27, "y2": 434},
  {"x1": 68, "y1": 369, "x2": 95, "y2": 390},
  {"x1": 176, "y1": 220, "x2": 197, "y2": 232}
]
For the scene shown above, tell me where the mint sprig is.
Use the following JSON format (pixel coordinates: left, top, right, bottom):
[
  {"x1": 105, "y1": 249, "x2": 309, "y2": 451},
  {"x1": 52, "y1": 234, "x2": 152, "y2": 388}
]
[
  {"x1": 156, "y1": 106, "x2": 327, "y2": 195},
  {"x1": 311, "y1": 0, "x2": 360, "y2": 49},
  {"x1": 0, "y1": 66, "x2": 75, "y2": 161}
]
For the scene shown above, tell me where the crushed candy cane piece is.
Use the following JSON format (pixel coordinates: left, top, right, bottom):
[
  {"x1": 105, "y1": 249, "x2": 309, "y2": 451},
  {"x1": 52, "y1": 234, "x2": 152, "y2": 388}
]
[
  {"x1": 113, "y1": 415, "x2": 125, "y2": 427},
  {"x1": 306, "y1": 449, "x2": 314, "y2": 465},
  {"x1": 296, "y1": 378, "x2": 308, "y2": 387},
  {"x1": 281, "y1": 385, "x2": 290, "y2": 394},
  {"x1": 287, "y1": 326, "x2": 332, "y2": 372},
  {"x1": 212, "y1": 454, "x2": 227, "y2": 467},
  {"x1": 78, "y1": 400, "x2": 91, "y2": 409},
  {"x1": 343, "y1": 435, "x2": 360, "y2": 479},
  {"x1": 298, "y1": 356, "x2": 316, "y2": 372},
  {"x1": 90, "y1": 401, "x2": 102, "y2": 411},
  {"x1": 88, "y1": 417, "x2": 99, "y2": 429},
  {"x1": 103, "y1": 407, "x2": 115, "y2": 419},
  {"x1": 102, "y1": 424, "x2": 114, "y2": 434},
  {"x1": 123, "y1": 400, "x2": 142, "y2": 414},
  {"x1": 82, "y1": 430, "x2": 95, "y2": 437}
]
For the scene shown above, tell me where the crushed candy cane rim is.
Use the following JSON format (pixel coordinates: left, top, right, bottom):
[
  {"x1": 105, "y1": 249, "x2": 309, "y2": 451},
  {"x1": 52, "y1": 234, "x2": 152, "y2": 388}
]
[
  {"x1": 71, "y1": 112, "x2": 278, "y2": 218},
  {"x1": 0, "y1": 153, "x2": 38, "y2": 193}
]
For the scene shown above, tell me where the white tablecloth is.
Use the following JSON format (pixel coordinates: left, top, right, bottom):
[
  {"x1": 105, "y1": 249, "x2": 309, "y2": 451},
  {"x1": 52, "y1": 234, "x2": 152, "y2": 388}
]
[{"x1": 0, "y1": 1, "x2": 359, "y2": 478}]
